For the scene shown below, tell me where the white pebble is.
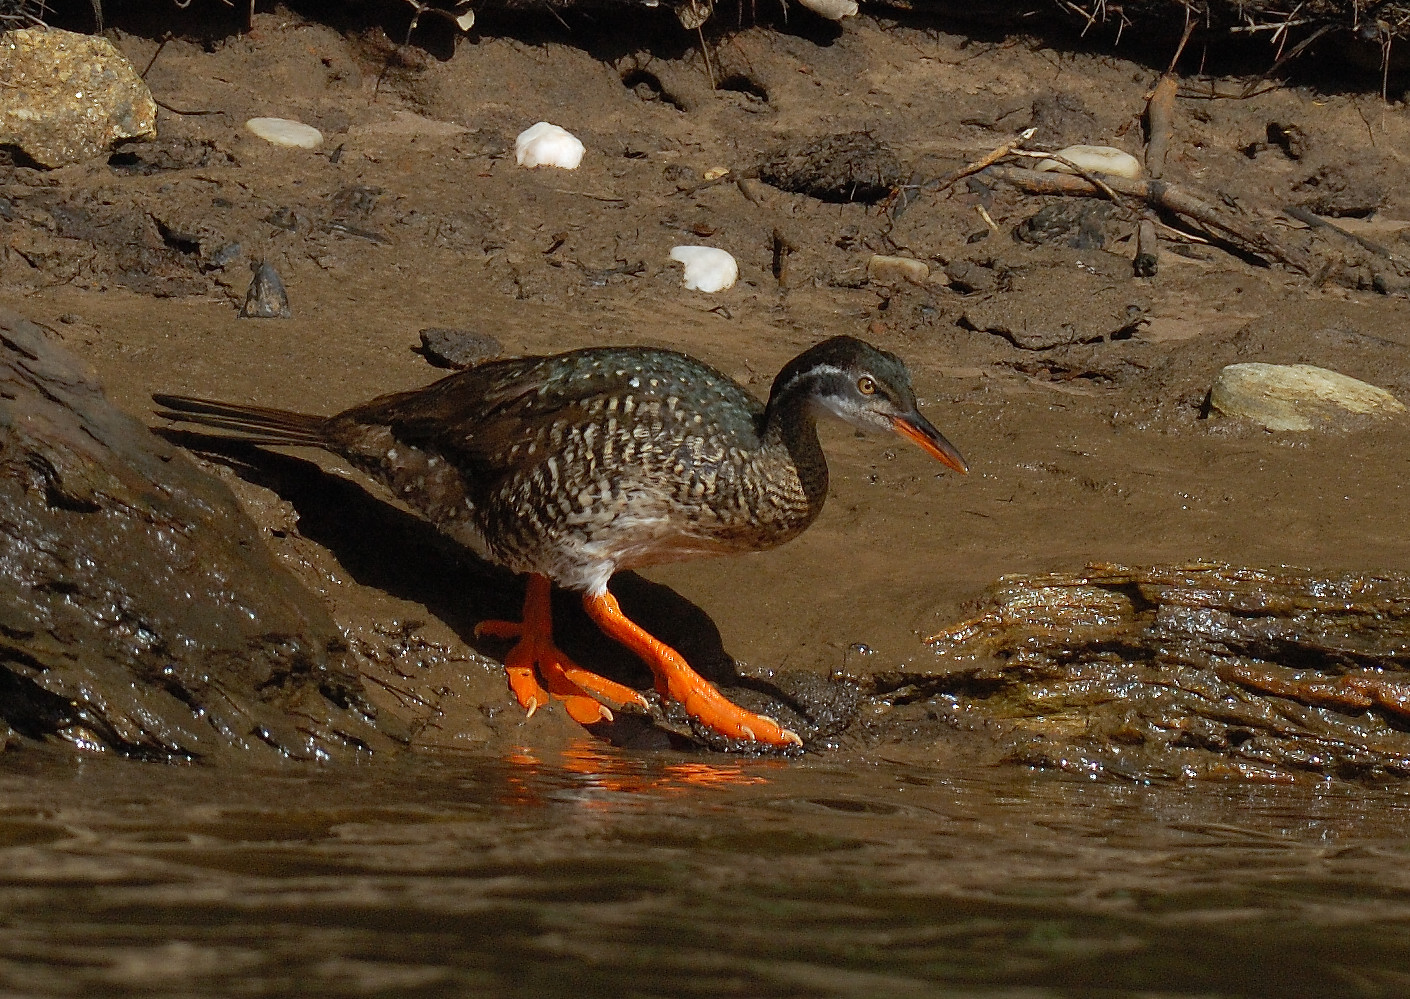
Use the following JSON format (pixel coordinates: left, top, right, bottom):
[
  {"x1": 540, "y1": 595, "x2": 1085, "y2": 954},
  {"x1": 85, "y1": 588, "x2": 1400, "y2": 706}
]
[
  {"x1": 245, "y1": 117, "x2": 323, "y2": 150},
  {"x1": 796, "y1": 0, "x2": 858, "y2": 17},
  {"x1": 1034, "y1": 144, "x2": 1142, "y2": 180},
  {"x1": 669, "y1": 246, "x2": 738, "y2": 293},
  {"x1": 514, "y1": 122, "x2": 585, "y2": 169}
]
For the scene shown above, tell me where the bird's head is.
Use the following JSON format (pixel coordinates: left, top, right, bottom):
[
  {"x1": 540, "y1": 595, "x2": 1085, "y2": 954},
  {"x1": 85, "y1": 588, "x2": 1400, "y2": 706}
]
[{"x1": 768, "y1": 335, "x2": 968, "y2": 474}]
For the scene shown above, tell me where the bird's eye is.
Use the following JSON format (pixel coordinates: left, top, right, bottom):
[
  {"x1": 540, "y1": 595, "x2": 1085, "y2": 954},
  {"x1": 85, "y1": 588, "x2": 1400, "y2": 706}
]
[{"x1": 857, "y1": 375, "x2": 877, "y2": 395}]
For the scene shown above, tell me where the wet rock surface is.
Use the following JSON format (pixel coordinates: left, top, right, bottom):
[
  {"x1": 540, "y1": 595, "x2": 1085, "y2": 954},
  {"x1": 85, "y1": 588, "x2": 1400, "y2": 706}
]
[
  {"x1": 865, "y1": 563, "x2": 1410, "y2": 780},
  {"x1": 0, "y1": 307, "x2": 392, "y2": 759}
]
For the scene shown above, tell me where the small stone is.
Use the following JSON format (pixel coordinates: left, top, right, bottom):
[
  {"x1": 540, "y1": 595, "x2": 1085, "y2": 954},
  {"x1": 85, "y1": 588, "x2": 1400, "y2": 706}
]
[
  {"x1": 669, "y1": 245, "x2": 738, "y2": 293},
  {"x1": 418, "y1": 328, "x2": 503, "y2": 369},
  {"x1": 1034, "y1": 144, "x2": 1143, "y2": 180},
  {"x1": 1209, "y1": 363, "x2": 1406, "y2": 431},
  {"x1": 0, "y1": 28, "x2": 157, "y2": 167},
  {"x1": 245, "y1": 117, "x2": 323, "y2": 150},
  {"x1": 795, "y1": 0, "x2": 858, "y2": 17},
  {"x1": 207, "y1": 242, "x2": 242, "y2": 269},
  {"x1": 514, "y1": 122, "x2": 584, "y2": 170},
  {"x1": 239, "y1": 260, "x2": 292, "y2": 319},
  {"x1": 702, "y1": 166, "x2": 730, "y2": 181},
  {"x1": 867, "y1": 254, "x2": 929, "y2": 285},
  {"x1": 736, "y1": 177, "x2": 772, "y2": 206},
  {"x1": 944, "y1": 260, "x2": 997, "y2": 294}
]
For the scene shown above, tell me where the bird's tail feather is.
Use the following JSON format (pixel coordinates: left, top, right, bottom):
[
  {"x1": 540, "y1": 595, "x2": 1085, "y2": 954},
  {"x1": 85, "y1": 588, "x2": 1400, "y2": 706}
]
[{"x1": 152, "y1": 394, "x2": 329, "y2": 447}]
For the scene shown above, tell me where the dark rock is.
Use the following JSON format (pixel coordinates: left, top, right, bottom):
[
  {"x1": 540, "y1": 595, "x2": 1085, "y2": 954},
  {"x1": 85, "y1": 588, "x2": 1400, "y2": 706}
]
[
  {"x1": 417, "y1": 328, "x2": 504, "y2": 369},
  {"x1": 1293, "y1": 165, "x2": 1385, "y2": 219},
  {"x1": 944, "y1": 259, "x2": 999, "y2": 294},
  {"x1": 0, "y1": 307, "x2": 392, "y2": 760},
  {"x1": 1014, "y1": 201, "x2": 1112, "y2": 250},
  {"x1": 239, "y1": 260, "x2": 292, "y2": 319},
  {"x1": 206, "y1": 241, "x2": 242, "y2": 269},
  {"x1": 1028, "y1": 93, "x2": 1096, "y2": 144},
  {"x1": 758, "y1": 132, "x2": 903, "y2": 204}
]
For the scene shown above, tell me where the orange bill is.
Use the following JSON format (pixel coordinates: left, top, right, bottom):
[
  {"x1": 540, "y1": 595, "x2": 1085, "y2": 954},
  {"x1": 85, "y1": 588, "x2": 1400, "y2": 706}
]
[{"x1": 890, "y1": 413, "x2": 968, "y2": 474}]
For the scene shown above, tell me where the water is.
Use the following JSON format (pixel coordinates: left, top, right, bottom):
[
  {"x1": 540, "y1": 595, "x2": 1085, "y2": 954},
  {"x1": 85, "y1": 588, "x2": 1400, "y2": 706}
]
[{"x1": 0, "y1": 745, "x2": 1406, "y2": 998}]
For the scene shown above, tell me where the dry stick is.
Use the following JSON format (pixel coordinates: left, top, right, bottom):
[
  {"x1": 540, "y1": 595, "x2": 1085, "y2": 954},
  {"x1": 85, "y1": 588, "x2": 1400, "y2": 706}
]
[
  {"x1": 1009, "y1": 149, "x2": 1121, "y2": 201},
  {"x1": 927, "y1": 127, "x2": 1037, "y2": 195},
  {"x1": 1144, "y1": 76, "x2": 1178, "y2": 176},
  {"x1": 985, "y1": 166, "x2": 1316, "y2": 275},
  {"x1": 1283, "y1": 205, "x2": 1399, "y2": 262},
  {"x1": 1133, "y1": 218, "x2": 1161, "y2": 278},
  {"x1": 1238, "y1": 22, "x2": 1337, "y2": 98},
  {"x1": 698, "y1": 26, "x2": 717, "y2": 91},
  {"x1": 1134, "y1": 21, "x2": 1193, "y2": 278},
  {"x1": 1136, "y1": 72, "x2": 1179, "y2": 277}
]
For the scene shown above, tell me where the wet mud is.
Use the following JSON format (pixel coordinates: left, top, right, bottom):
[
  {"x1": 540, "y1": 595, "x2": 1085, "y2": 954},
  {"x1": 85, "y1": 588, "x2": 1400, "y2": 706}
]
[
  {"x1": 4, "y1": 9, "x2": 1409, "y2": 773},
  {"x1": 3, "y1": 7, "x2": 1410, "y2": 993},
  {"x1": 0, "y1": 307, "x2": 389, "y2": 760}
]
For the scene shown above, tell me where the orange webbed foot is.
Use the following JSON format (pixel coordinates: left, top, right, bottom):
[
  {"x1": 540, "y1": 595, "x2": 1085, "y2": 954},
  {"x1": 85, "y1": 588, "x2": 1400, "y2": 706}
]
[
  {"x1": 477, "y1": 576, "x2": 648, "y2": 725},
  {"x1": 583, "y1": 589, "x2": 804, "y2": 749}
]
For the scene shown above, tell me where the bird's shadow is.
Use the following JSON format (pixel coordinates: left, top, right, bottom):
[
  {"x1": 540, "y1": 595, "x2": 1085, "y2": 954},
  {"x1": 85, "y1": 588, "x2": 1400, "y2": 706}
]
[{"x1": 157, "y1": 431, "x2": 803, "y2": 747}]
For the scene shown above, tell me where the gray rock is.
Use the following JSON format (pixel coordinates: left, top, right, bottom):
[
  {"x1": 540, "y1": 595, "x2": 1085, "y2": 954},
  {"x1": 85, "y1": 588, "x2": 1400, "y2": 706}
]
[
  {"x1": 418, "y1": 328, "x2": 503, "y2": 369},
  {"x1": 239, "y1": 260, "x2": 292, "y2": 319},
  {"x1": 0, "y1": 28, "x2": 156, "y2": 167},
  {"x1": 1210, "y1": 363, "x2": 1407, "y2": 431}
]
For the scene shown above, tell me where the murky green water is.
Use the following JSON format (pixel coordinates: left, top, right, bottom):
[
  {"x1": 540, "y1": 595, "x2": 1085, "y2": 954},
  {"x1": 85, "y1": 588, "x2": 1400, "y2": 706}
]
[{"x1": 0, "y1": 744, "x2": 1405, "y2": 998}]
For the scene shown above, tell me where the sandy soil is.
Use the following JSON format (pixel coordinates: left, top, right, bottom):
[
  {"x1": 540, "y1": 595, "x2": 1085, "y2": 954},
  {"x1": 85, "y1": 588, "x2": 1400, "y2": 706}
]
[{"x1": 4, "y1": 9, "x2": 1410, "y2": 755}]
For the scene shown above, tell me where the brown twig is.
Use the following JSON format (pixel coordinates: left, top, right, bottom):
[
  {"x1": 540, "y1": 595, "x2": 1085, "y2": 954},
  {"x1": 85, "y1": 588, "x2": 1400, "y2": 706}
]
[
  {"x1": 927, "y1": 127, "x2": 1036, "y2": 194},
  {"x1": 698, "y1": 25, "x2": 717, "y2": 90},
  {"x1": 1144, "y1": 75, "x2": 1179, "y2": 181},
  {"x1": 1135, "y1": 219, "x2": 1160, "y2": 277},
  {"x1": 1238, "y1": 22, "x2": 1338, "y2": 97},
  {"x1": 985, "y1": 165, "x2": 1315, "y2": 275},
  {"x1": 1010, "y1": 149, "x2": 1123, "y2": 202},
  {"x1": 1165, "y1": 18, "x2": 1196, "y2": 74},
  {"x1": 1137, "y1": 72, "x2": 1180, "y2": 276},
  {"x1": 1283, "y1": 205, "x2": 1400, "y2": 262}
]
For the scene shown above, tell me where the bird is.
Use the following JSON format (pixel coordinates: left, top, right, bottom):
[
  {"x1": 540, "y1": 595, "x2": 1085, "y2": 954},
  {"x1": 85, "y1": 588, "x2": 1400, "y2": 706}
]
[{"x1": 153, "y1": 335, "x2": 967, "y2": 748}]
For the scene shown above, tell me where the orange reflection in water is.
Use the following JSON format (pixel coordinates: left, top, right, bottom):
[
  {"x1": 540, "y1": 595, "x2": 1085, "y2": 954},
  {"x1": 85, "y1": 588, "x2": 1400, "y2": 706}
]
[{"x1": 497, "y1": 739, "x2": 777, "y2": 808}]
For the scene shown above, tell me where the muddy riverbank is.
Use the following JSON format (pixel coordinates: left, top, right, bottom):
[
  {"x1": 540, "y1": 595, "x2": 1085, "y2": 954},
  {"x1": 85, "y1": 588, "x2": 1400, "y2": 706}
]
[
  {"x1": 4, "y1": 5, "x2": 1410, "y2": 993},
  {"x1": 7, "y1": 6, "x2": 1410, "y2": 767}
]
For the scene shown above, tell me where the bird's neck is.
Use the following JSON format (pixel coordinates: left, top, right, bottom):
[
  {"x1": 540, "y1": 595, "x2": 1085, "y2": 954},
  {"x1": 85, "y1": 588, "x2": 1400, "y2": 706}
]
[{"x1": 761, "y1": 385, "x2": 830, "y2": 516}]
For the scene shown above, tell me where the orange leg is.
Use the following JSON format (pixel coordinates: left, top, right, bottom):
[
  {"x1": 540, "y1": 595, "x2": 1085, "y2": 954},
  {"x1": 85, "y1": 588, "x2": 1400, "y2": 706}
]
[
  {"x1": 476, "y1": 574, "x2": 648, "y2": 725},
  {"x1": 582, "y1": 588, "x2": 803, "y2": 748}
]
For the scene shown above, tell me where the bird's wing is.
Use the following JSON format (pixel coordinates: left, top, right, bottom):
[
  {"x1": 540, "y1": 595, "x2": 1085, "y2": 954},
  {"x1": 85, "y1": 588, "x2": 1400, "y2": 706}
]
[{"x1": 339, "y1": 348, "x2": 765, "y2": 475}]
